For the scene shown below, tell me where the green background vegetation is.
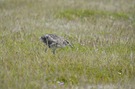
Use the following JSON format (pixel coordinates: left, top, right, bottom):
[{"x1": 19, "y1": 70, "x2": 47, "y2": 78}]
[{"x1": 0, "y1": 0, "x2": 135, "y2": 89}]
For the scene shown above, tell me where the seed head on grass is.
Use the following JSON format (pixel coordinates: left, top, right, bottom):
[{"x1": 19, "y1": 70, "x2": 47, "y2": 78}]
[{"x1": 40, "y1": 34, "x2": 73, "y2": 54}]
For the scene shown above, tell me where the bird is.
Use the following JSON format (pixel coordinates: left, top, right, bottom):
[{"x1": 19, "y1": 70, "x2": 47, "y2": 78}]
[{"x1": 40, "y1": 34, "x2": 73, "y2": 54}]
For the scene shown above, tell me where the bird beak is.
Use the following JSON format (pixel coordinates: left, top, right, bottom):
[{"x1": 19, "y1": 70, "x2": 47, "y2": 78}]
[{"x1": 39, "y1": 37, "x2": 43, "y2": 42}]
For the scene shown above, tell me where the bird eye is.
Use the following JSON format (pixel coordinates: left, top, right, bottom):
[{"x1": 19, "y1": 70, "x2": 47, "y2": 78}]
[{"x1": 45, "y1": 36, "x2": 49, "y2": 39}]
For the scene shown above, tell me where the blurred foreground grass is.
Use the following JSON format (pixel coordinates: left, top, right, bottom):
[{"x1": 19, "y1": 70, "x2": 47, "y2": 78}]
[{"x1": 0, "y1": 0, "x2": 135, "y2": 89}]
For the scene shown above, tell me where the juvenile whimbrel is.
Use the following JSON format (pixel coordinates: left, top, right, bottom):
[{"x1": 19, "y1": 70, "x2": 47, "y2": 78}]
[{"x1": 40, "y1": 34, "x2": 72, "y2": 54}]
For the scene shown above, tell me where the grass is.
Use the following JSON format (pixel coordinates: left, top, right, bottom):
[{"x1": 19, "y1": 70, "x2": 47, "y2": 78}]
[
  {"x1": 56, "y1": 9, "x2": 129, "y2": 20},
  {"x1": 0, "y1": 0, "x2": 135, "y2": 89}
]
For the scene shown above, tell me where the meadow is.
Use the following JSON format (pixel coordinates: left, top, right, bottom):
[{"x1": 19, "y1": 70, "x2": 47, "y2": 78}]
[{"x1": 0, "y1": 0, "x2": 135, "y2": 89}]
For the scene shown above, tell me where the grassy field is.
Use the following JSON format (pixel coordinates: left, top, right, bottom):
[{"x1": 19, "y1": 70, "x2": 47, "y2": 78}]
[{"x1": 0, "y1": 0, "x2": 135, "y2": 89}]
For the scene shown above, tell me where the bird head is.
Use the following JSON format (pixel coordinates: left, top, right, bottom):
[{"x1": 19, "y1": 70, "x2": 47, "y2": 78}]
[{"x1": 40, "y1": 35, "x2": 48, "y2": 43}]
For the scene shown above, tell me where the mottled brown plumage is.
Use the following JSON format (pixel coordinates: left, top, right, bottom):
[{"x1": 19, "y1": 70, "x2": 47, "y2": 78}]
[{"x1": 40, "y1": 34, "x2": 72, "y2": 54}]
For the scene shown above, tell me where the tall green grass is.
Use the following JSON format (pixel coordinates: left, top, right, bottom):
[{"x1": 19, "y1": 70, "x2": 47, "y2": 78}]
[
  {"x1": 0, "y1": 0, "x2": 135, "y2": 89},
  {"x1": 56, "y1": 9, "x2": 129, "y2": 20}
]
